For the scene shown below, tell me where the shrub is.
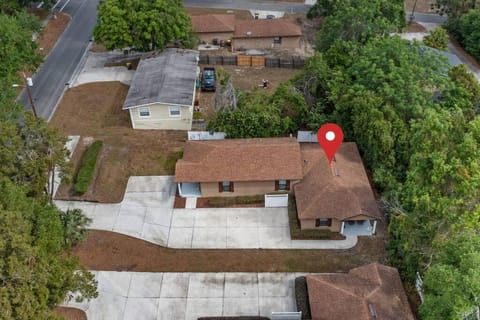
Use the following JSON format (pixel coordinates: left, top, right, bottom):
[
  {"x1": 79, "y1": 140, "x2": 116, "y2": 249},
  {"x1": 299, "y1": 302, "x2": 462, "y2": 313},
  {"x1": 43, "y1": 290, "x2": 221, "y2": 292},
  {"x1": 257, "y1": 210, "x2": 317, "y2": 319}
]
[
  {"x1": 73, "y1": 141, "x2": 103, "y2": 195},
  {"x1": 423, "y1": 27, "x2": 449, "y2": 50}
]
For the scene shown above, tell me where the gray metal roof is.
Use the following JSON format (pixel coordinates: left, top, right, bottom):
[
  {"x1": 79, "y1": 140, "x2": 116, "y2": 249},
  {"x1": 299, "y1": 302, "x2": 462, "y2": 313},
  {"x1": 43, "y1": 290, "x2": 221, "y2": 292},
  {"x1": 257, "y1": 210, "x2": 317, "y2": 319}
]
[{"x1": 123, "y1": 49, "x2": 199, "y2": 109}]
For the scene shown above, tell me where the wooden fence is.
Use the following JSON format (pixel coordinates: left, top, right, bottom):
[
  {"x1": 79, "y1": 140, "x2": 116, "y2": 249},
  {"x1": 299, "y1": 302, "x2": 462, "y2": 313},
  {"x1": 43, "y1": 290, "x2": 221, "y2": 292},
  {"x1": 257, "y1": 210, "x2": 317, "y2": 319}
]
[{"x1": 198, "y1": 54, "x2": 305, "y2": 69}]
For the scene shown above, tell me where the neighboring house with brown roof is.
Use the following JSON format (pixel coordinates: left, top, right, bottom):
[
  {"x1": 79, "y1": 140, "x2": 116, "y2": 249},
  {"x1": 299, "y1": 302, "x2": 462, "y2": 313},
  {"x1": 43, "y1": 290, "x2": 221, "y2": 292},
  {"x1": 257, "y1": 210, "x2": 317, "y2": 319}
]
[
  {"x1": 175, "y1": 137, "x2": 303, "y2": 197},
  {"x1": 123, "y1": 49, "x2": 199, "y2": 130},
  {"x1": 232, "y1": 19, "x2": 302, "y2": 50},
  {"x1": 305, "y1": 263, "x2": 415, "y2": 320},
  {"x1": 190, "y1": 14, "x2": 235, "y2": 45},
  {"x1": 190, "y1": 15, "x2": 302, "y2": 50},
  {"x1": 295, "y1": 142, "x2": 382, "y2": 235}
]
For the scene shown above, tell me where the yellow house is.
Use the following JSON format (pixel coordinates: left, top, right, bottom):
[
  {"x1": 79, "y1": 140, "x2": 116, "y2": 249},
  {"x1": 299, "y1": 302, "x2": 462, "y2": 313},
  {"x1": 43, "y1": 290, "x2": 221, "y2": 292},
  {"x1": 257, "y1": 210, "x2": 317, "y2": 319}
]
[{"x1": 123, "y1": 49, "x2": 199, "y2": 130}]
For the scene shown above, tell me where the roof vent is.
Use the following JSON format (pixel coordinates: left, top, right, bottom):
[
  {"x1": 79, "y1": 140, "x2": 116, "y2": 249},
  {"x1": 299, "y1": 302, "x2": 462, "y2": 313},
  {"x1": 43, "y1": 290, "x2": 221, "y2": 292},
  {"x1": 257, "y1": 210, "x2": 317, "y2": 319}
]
[
  {"x1": 368, "y1": 303, "x2": 377, "y2": 319},
  {"x1": 246, "y1": 31, "x2": 252, "y2": 37}
]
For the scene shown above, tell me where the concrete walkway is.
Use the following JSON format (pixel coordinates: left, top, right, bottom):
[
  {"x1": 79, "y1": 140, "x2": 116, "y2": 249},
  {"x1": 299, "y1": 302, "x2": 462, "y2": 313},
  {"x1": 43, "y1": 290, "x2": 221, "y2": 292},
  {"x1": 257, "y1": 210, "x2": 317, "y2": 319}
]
[
  {"x1": 55, "y1": 176, "x2": 357, "y2": 249},
  {"x1": 65, "y1": 271, "x2": 302, "y2": 320}
]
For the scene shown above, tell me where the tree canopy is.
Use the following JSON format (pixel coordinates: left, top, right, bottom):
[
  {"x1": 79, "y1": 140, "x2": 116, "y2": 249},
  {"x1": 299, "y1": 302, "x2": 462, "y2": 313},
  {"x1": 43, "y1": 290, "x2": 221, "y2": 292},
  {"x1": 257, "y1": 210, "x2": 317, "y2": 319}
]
[
  {"x1": 93, "y1": 0, "x2": 196, "y2": 51},
  {"x1": 0, "y1": 7, "x2": 98, "y2": 318},
  {"x1": 308, "y1": 0, "x2": 405, "y2": 51},
  {"x1": 0, "y1": 180, "x2": 97, "y2": 319}
]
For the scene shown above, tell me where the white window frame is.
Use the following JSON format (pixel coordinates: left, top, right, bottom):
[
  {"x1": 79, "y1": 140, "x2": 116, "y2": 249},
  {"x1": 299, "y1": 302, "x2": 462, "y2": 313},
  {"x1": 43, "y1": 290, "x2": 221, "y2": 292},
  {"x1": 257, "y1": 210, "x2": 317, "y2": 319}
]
[
  {"x1": 169, "y1": 106, "x2": 181, "y2": 118},
  {"x1": 138, "y1": 107, "x2": 151, "y2": 118}
]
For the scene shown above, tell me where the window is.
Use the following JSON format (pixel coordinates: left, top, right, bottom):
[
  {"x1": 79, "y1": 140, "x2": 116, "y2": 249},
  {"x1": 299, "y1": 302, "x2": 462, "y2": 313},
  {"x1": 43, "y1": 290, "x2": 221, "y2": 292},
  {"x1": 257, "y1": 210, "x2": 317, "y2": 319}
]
[
  {"x1": 315, "y1": 218, "x2": 332, "y2": 227},
  {"x1": 169, "y1": 106, "x2": 181, "y2": 117},
  {"x1": 273, "y1": 36, "x2": 282, "y2": 44},
  {"x1": 219, "y1": 181, "x2": 234, "y2": 192},
  {"x1": 275, "y1": 180, "x2": 290, "y2": 191},
  {"x1": 138, "y1": 107, "x2": 151, "y2": 118}
]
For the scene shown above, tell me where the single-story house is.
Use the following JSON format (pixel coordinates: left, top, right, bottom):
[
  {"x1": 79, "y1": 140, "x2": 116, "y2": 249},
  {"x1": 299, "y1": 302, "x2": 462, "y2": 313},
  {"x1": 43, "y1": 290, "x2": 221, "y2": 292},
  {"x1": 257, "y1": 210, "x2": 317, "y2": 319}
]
[
  {"x1": 122, "y1": 49, "x2": 199, "y2": 130},
  {"x1": 305, "y1": 263, "x2": 415, "y2": 320},
  {"x1": 232, "y1": 19, "x2": 302, "y2": 50},
  {"x1": 294, "y1": 142, "x2": 382, "y2": 235},
  {"x1": 175, "y1": 137, "x2": 303, "y2": 197},
  {"x1": 190, "y1": 14, "x2": 235, "y2": 45},
  {"x1": 175, "y1": 137, "x2": 381, "y2": 236},
  {"x1": 190, "y1": 15, "x2": 302, "y2": 50}
]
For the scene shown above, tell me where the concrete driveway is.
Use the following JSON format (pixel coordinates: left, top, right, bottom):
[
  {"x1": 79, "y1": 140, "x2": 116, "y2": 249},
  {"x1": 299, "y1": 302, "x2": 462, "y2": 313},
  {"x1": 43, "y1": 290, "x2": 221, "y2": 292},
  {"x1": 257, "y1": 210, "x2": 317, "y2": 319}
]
[
  {"x1": 66, "y1": 271, "x2": 302, "y2": 320},
  {"x1": 56, "y1": 176, "x2": 176, "y2": 246},
  {"x1": 55, "y1": 176, "x2": 357, "y2": 249},
  {"x1": 169, "y1": 208, "x2": 357, "y2": 249}
]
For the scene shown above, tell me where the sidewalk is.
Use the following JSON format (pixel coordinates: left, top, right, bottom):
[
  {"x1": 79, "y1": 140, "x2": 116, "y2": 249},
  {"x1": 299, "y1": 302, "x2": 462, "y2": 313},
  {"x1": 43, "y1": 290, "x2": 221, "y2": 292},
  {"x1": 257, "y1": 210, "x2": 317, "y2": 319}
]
[{"x1": 55, "y1": 176, "x2": 358, "y2": 250}]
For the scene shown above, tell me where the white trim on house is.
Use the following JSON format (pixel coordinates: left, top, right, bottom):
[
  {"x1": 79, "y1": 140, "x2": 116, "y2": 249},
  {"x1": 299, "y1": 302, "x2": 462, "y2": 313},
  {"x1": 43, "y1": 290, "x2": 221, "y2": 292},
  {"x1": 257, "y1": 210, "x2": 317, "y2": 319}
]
[
  {"x1": 125, "y1": 101, "x2": 188, "y2": 110},
  {"x1": 129, "y1": 109, "x2": 136, "y2": 129}
]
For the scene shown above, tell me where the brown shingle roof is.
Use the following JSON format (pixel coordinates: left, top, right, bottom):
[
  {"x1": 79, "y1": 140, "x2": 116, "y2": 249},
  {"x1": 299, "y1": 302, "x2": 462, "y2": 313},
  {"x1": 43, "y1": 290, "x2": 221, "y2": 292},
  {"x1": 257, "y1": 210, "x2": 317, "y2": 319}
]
[
  {"x1": 306, "y1": 263, "x2": 415, "y2": 320},
  {"x1": 190, "y1": 14, "x2": 235, "y2": 33},
  {"x1": 175, "y1": 138, "x2": 303, "y2": 183},
  {"x1": 294, "y1": 143, "x2": 381, "y2": 220},
  {"x1": 233, "y1": 19, "x2": 302, "y2": 38}
]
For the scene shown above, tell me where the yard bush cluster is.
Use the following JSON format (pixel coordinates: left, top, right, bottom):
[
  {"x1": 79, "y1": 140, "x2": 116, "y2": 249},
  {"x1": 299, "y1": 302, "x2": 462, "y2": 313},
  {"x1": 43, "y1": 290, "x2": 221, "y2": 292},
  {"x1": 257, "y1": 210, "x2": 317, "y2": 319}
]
[
  {"x1": 74, "y1": 140, "x2": 103, "y2": 195},
  {"x1": 445, "y1": 9, "x2": 480, "y2": 61}
]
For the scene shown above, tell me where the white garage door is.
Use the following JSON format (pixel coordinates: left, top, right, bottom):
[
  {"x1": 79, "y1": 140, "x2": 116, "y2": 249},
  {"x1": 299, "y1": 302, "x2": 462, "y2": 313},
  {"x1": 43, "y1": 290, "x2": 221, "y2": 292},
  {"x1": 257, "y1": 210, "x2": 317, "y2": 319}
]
[{"x1": 265, "y1": 193, "x2": 288, "y2": 207}]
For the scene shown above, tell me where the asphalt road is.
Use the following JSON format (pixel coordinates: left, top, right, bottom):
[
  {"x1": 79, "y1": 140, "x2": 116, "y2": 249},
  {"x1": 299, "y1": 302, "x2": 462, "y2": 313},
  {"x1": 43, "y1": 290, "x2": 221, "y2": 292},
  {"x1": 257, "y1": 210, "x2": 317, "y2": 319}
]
[
  {"x1": 183, "y1": 0, "x2": 311, "y2": 13},
  {"x1": 18, "y1": 0, "x2": 99, "y2": 120}
]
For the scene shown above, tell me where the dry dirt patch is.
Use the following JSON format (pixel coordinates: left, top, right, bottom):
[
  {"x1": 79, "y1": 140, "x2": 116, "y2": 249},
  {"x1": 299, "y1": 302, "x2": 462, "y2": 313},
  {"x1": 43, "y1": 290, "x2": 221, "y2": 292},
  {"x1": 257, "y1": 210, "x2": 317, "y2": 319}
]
[
  {"x1": 54, "y1": 307, "x2": 87, "y2": 320},
  {"x1": 37, "y1": 13, "x2": 71, "y2": 57},
  {"x1": 185, "y1": 7, "x2": 253, "y2": 20},
  {"x1": 74, "y1": 230, "x2": 388, "y2": 272},
  {"x1": 50, "y1": 82, "x2": 186, "y2": 203}
]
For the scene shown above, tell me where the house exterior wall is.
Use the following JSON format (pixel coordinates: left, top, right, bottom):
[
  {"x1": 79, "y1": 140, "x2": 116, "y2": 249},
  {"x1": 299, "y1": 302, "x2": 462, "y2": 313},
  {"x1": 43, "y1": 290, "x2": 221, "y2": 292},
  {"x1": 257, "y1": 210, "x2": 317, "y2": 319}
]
[
  {"x1": 129, "y1": 103, "x2": 193, "y2": 130},
  {"x1": 300, "y1": 218, "x2": 342, "y2": 232},
  {"x1": 200, "y1": 180, "x2": 299, "y2": 197},
  {"x1": 299, "y1": 214, "x2": 377, "y2": 231},
  {"x1": 233, "y1": 36, "x2": 300, "y2": 50},
  {"x1": 197, "y1": 32, "x2": 233, "y2": 44}
]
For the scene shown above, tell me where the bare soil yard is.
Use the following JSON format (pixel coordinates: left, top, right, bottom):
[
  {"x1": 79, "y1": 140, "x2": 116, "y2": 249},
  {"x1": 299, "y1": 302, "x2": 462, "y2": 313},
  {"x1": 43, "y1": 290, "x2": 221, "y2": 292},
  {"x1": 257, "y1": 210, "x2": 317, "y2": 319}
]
[
  {"x1": 50, "y1": 82, "x2": 186, "y2": 203},
  {"x1": 74, "y1": 230, "x2": 388, "y2": 272},
  {"x1": 405, "y1": 0, "x2": 436, "y2": 13},
  {"x1": 185, "y1": 7, "x2": 253, "y2": 20},
  {"x1": 36, "y1": 13, "x2": 71, "y2": 57},
  {"x1": 54, "y1": 307, "x2": 86, "y2": 320}
]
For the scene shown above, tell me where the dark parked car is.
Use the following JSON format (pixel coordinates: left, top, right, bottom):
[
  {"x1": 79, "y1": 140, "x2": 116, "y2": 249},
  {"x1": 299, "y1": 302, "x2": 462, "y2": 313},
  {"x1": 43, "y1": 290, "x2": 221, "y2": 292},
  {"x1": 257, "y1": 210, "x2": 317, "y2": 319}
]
[{"x1": 201, "y1": 67, "x2": 216, "y2": 92}]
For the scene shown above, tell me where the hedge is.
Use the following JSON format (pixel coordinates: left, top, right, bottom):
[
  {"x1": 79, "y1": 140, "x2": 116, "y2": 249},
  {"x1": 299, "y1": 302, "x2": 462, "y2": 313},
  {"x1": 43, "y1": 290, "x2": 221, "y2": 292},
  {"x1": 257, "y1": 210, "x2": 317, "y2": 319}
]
[
  {"x1": 206, "y1": 195, "x2": 264, "y2": 207},
  {"x1": 73, "y1": 141, "x2": 103, "y2": 195},
  {"x1": 295, "y1": 276, "x2": 312, "y2": 320}
]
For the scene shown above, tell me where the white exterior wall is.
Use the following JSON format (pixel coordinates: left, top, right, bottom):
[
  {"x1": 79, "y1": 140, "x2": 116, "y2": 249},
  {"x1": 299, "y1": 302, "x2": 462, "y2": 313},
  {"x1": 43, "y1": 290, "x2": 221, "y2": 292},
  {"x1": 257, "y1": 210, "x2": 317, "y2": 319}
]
[{"x1": 129, "y1": 103, "x2": 193, "y2": 130}]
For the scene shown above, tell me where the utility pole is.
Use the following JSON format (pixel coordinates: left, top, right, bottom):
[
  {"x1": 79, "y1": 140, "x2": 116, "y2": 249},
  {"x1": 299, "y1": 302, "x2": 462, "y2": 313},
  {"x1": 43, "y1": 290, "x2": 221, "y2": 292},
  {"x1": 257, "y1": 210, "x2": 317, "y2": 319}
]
[
  {"x1": 410, "y1": 0, "x2": 418, "y2": 23},
  {"x1": 13, "y1": 73, "x2": 38, "y2": 118}
]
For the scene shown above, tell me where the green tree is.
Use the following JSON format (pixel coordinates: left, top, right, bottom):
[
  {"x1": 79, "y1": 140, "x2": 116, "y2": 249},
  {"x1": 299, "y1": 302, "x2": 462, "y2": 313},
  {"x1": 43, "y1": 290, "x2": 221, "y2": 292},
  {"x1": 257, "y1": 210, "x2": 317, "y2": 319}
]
[
  {"x1": 0, "y1": 180, "x2": 97, "y2": 319},
  {"x1": 60, "y1": 208, "x2": 92, "y2": 247},
  {"x1": 423, "y1": 27, "x2": 450, "y2": 50},
  {"x1": 420, "y1": 232, "x2": 480, "y2": 320},
  {"x1": 434, "y1": 0, "x2": 479, "y2": 17},
  {"x1": 94, "y1": 0, "x2": 196, "y2": 51},
  {"x1": 457, "y1": 9, "x2": 480, "y2": 61},
  {"x1": 0, "y1": 113, "x2": 72, "y2": 198},
  {"x1": 207, "y1": 89, "x2": 298, "y2": 138},
  {"x1": 313, "y1": 0, "x2": 405, "y2": 51}
]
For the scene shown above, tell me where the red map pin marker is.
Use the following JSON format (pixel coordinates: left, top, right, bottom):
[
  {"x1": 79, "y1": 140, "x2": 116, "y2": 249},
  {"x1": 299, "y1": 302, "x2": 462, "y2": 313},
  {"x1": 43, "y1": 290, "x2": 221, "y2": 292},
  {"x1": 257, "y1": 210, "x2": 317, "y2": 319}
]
[{"x1": 317, "y1": 123, "x2": 344, "y2": 163}]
